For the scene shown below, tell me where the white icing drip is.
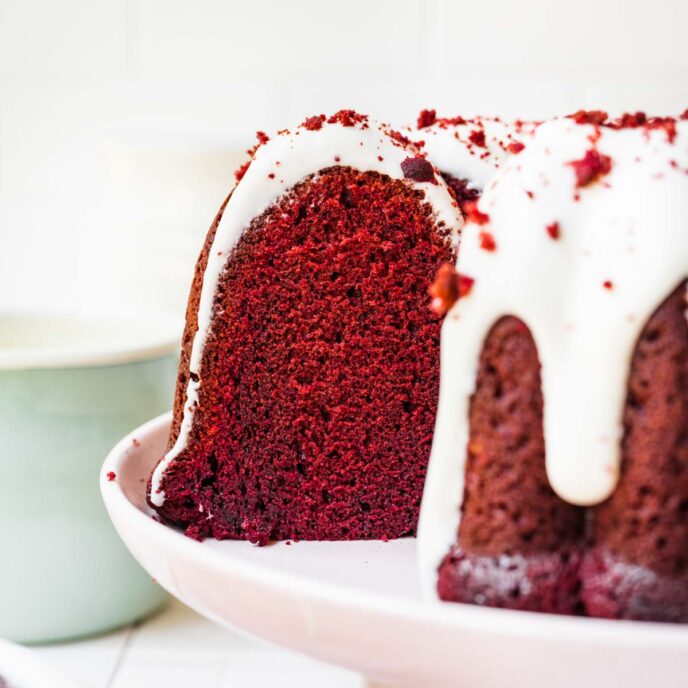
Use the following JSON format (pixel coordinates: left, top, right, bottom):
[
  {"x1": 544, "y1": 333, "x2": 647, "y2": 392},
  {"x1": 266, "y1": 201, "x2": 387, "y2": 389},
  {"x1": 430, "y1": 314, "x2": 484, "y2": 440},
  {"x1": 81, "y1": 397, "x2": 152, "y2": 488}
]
[
  {"x1": 418, "y1": 117, "x2": 688, "y2": 598},
  {"x1": 150, "y1": 116, "x2": 463, "y2": 506},
  {"x1": 420, "y1": 118, "x2": 536, "y2": 189}
]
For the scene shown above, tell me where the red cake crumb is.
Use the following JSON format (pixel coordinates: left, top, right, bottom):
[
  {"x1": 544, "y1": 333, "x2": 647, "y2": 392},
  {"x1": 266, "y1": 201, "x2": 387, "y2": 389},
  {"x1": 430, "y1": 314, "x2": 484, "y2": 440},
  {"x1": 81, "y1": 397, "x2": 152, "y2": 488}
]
[
  {"x1": 458, "y1": 275, "x2": 475, "y2": 297},
  {"x1": 440, "y1": 115, "x2": 468, "y2": 127},
  {"x1": 401, "y1": 156, "x2": 436, "y2": 184},
  {"x1": 479, "y1": 231, "x2": 497, "y2": 251},
  {"x1": 646, "y1": 117, "x2": 677, "y2": 143},
  {"x1": 612, "y1": 112, "x2": 647, "y2": 128},
  {"x1": 468, "y1": 129, "x2": 487, "y2": 148},
  {"x1": 327, "y1": 110, "x2": 368, "y2": 127},
  {"x1": 603, "y1": 280, "x2": 613, "y2": 290},
  {"x1": 429, "y1": 263, "x2": 460, "y2": 315},
  {"x1": 463, "y1": 200, "x2": 490, "y2": 225},
  {"x1": 388, "y1": 129, "x2": 416, "y2": 148},
  {"x1": 569, "y1": 110, "x2": 609, "y2": 126},
  {"x1": 681, "y1": 109, "x2": 688, "y2": 120},
  {"x1": 106, "y1": 471, "x2": 116, "y2": 482},
  {"x1": 569, "y1": 149, "x2": 612, "y2": 188},
  {"x1": 507, "y1": 141, "x2": 525, "y2": 154},
  {"x1": 566, "y1": 109, "x2": 686, "y2": 148},
  {"x1": 234, "y1": 131, "x2": 270, "y2": 182},
  {"x1": 546, "y1": 222, "x2": 561, "y2": 240},
  {"x1": 302, "y1": 114, "x2": 326, "y2": 130},
  {"x1": 417, "y1": 109, "x2": 437, "y2": 129},
  {"x1": 234, "y1": 161, "x2": 251, "y2": 183},
  {"x1": 568, "y1": 110, "x2": 684, "y2": 142}
]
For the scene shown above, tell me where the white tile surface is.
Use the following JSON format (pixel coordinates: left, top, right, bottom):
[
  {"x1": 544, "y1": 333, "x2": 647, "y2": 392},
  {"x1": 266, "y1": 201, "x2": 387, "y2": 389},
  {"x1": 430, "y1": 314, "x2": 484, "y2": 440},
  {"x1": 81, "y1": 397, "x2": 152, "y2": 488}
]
[
  {"x1": 35, "y1": 600, "x2": 363, "y2": 688},
  {"x1": 36, "y1": 626, "x2": 129, "y2": 688}
]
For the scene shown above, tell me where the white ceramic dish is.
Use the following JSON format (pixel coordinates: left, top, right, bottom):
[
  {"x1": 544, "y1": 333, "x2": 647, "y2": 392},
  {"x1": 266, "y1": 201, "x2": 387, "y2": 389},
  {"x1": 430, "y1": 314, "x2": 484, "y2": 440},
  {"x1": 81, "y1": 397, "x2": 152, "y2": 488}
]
[
  {"x1": 101, "y1": 413, "x2": 688, "y2": 688},
  {"x1": 0, "y1": 638, "x2": 81, "y2": 688}
]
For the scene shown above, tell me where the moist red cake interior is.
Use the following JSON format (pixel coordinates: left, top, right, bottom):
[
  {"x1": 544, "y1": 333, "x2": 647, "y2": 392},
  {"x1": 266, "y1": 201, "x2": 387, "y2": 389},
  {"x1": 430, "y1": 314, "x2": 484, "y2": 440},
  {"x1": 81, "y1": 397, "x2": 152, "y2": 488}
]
[{"x1": 155, "y1": 166, "x2": 455, "y2": 543}]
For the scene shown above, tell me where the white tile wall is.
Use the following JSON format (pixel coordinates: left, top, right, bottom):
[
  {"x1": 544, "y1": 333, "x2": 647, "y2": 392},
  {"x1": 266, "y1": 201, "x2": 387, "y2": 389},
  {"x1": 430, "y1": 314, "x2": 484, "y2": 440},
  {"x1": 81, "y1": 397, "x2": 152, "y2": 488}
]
[
  {"x1": 0, "y1": 0, "x2": 687, "y2": 316},
  {"x1": 0, "y1": 0, "x2": 129, "y2": 84},
  {"x1": 137, "y1": 0, "x2": 426, "y2": 81}
]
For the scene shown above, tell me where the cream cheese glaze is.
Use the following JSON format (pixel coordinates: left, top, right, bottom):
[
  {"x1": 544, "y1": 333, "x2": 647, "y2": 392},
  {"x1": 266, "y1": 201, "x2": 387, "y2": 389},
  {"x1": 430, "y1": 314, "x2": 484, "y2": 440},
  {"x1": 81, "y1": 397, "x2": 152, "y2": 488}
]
[
  {"x1": 419, "y1": 116, "x2": 536, "y2": 189},
  {"x1": 150, "y1": 114, "x2": 463, "y2": 507},
  {"x1": 418, "y1": 115, "x2": 688, "y2": 597}
]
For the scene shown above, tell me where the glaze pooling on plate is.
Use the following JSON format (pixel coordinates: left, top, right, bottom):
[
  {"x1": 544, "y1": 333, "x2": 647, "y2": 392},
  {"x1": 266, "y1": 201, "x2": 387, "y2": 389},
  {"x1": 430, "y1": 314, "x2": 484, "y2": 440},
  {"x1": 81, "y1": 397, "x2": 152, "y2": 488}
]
[{"x1": 418, "y1": 115, "x2": 688, "y2": 595}]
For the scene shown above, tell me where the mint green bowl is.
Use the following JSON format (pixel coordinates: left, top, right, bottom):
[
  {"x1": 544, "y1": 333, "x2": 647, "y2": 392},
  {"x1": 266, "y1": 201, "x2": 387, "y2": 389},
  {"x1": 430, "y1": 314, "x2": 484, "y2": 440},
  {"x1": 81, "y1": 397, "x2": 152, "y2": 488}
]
[{"x1": 0, "y1": 314, "x2": 179, "y2": 643}]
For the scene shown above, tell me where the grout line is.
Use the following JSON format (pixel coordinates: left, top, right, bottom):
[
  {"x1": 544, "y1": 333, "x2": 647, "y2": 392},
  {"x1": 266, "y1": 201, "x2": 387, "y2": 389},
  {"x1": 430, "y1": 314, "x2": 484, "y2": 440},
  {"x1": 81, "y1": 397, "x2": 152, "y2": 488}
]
[{"x1": 104, "y1": 621, "x2": 139, "y2": 688}]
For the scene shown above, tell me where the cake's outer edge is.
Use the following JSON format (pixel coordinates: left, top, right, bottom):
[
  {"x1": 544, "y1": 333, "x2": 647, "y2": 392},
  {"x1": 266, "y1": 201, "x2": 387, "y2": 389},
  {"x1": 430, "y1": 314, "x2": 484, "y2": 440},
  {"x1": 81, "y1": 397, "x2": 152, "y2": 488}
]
[
  {"x1": 150, "y1": 113, "x2": 463, "y2": 507},
  {"x1": 166, "y1": 195, "x2": 230, "y2": 452},
  {"x1": 418, "y1": 116, "x2": 688, "y2": 600}
]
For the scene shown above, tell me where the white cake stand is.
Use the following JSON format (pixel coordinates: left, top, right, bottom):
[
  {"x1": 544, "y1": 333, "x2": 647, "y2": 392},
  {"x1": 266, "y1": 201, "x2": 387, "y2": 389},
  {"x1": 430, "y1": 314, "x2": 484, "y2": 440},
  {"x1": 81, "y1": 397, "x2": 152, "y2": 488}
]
[{"x1": 101, "y1": 413, "x2": 688, "y2": 688}]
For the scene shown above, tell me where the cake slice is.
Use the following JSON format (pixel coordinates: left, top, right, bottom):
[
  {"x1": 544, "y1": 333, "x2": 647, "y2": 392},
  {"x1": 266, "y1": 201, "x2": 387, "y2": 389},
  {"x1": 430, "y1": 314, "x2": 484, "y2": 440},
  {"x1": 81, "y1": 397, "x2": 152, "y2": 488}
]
[{"x1": 148, "y1": 111, "x2": 462, "y2": 544}]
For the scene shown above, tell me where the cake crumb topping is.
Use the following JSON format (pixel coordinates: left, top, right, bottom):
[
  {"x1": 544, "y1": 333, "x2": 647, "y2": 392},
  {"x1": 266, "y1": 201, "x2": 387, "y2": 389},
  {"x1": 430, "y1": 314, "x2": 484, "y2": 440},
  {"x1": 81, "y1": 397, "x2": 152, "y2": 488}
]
[
  {"x1": 417, "y1": 109, "x2": 437, "y2": 129},
  {"x1": 546, "y1": 222, "x2": 561, "y2": 240},
  {"x1": 429, "y1": 263, "x2": 460, "y2": 314},
  {"x1": 569, "y1": 149, "x2": 613, "y2": 188},
  {"x1": 234, "y1": 131, "x2": 270, "y2": 183},
  {"x1": 327, "y1": 109, "x2": 368, "y2": 127},
  {"x1": 507, "y1": 141, "x2": 525, "y2": 154},
  {"x1": 302, "y1": 114, "x2": 326, "y2": 130},
  {"x1": 479, "y1": 231, "x2": 497, "y2": 251},
  {"x1": 468, "y1": 129, "x2": 487, "y2": 148},
  {"x1": 463, "y1": 200, "x2": 490, "y2": 225},
  {"x1": 429, "y1": 264, "x2": 475, "y2": 314},
  {"x1": 401, "y1": 156, "x2": 437, "y2": 184}
]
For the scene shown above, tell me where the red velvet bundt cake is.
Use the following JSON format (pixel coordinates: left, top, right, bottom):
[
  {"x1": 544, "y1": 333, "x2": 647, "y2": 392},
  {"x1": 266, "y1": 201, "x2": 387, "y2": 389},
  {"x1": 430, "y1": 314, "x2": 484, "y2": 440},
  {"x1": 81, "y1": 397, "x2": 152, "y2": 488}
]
[
  {"x1": 416, "y1": 110, "x2": 535, "y2": 215},
  {"x1": 418, "y1": 110, "x2": 688, "y2": 622},
  {"x1": 148, "y1": 111, "x2": 462, "y2": 543}
]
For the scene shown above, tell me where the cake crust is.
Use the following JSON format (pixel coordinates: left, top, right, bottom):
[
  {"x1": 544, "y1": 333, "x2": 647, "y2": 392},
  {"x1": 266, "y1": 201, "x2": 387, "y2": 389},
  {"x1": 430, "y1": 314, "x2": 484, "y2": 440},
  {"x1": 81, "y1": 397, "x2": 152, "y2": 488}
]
[
  {"x1": 437, "y1": 317, "x2": 585, "y2": 614},
  {"x1": 583, "y1": 282, "x2": 688, "y2": 621}
]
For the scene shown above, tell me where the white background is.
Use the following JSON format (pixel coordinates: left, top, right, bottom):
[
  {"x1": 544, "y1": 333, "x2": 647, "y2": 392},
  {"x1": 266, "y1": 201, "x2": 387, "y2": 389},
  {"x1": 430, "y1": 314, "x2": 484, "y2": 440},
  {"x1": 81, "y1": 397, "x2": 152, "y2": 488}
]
[{"x1": 1, "y1": 0, "x2": 687, "y2": 320}]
